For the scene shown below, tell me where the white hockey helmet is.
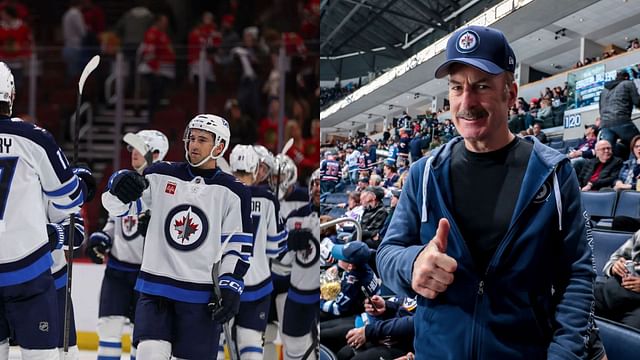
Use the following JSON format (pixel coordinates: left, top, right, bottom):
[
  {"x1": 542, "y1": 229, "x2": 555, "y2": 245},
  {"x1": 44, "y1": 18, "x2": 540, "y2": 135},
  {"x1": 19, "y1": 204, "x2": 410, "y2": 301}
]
[
  {"x1": 229, "y1": 144, "x2": 260, "y2": 178},
  {"x1": 124, "y1": 129, "x2": 169, "y2": 172},
  {"x1": 183, "y1": 114, "x2": 231, "y2": 167},
  {"x1": 269, "y1": 154, "x2": 297, "y2": 200},
  {"x1": 253, "y1": 144, "x2": 275, "y2": 172},
  {"x1": 0, "y1": 62, "x2": 15, "y2": 115}
]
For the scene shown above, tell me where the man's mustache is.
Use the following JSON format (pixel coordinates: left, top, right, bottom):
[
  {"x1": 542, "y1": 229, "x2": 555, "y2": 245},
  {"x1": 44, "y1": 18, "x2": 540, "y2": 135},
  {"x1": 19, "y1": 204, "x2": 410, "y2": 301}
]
[{"x1": 456, "y1": 108, "x2": 489, "y2": 119}]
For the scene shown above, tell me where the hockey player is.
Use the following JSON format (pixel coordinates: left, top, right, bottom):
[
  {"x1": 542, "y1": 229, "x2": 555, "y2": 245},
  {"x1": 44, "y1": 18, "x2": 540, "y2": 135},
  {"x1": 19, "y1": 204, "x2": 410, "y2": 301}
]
[
  {"x1": 101, "y1": 114, "x2": 253, "y2": 359},
  {"x1": 0, "y1": 62, "x2": 91, "y2": 359},
  {"x1": 269, "y1": 154, "x2": 308, "y2": 220},
  {"x1": 220, "y1": 144, "x2": 288, "y2": 359},
  {"x1": 281, "y1": 168, "x2": 321, "y2": 360},
  {"x1": 253, "y1": 145, "x2": 275, "y2": 185},
  {"x1": 86, "y1": 130, "x2": 169, "y2": 360}
]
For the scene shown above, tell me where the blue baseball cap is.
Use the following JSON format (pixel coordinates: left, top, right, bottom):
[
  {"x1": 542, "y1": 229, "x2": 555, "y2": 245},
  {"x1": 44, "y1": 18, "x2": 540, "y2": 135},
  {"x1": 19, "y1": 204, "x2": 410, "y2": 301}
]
[
  {"x1": 331, "y1": 241, "x2": 371, "y2": 265},
  {"x1": 435, "y1": 25, "x2": 516, "y2": 78}
]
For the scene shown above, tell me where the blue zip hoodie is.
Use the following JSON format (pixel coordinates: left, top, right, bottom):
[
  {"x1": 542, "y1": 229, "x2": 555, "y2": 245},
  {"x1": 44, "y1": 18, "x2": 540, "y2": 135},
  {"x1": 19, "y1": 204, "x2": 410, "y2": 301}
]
[{"x1": 377, "y1": 136, "x2": 595, "y2": 360}]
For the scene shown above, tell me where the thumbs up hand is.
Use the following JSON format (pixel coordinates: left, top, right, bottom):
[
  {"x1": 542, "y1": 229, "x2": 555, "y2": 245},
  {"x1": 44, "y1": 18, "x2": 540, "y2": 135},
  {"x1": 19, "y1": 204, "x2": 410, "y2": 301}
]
[{"x1": 411, "y1": 218, "x2": 458, "y2": 299}]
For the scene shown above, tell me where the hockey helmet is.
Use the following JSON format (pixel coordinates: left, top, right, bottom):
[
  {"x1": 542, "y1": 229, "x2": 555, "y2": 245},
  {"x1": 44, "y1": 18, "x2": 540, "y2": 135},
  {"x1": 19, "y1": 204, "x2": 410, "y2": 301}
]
[
  {"x1": 183, "y1": 114, "x2": 231, "y2": 167},
  {"x1": 0, "y1": 62, "x2": 15, "y2": 115},
  {"x1": 269, "y1": 154, "x2": 297, "y2": 200},
  {"x1": 229, "y1": 144, "x2": 260, "y2": 178}
]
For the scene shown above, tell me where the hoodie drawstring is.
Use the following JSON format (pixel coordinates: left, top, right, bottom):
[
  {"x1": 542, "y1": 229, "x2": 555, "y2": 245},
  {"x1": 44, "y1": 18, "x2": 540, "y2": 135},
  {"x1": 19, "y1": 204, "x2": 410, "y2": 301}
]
[
  {"x1": 553, "y1": 170, "x2": 562, "y2": 231},
  {"x1": 421, "y1": 157, "x2": 433, "y2": 223}
]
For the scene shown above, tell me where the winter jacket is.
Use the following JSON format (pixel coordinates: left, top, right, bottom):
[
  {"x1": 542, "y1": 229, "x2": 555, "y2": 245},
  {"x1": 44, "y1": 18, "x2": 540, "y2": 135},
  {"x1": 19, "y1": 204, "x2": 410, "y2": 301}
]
[
  {"x1": 578, "y1": 156, "x2": 623, "y2": 190},
  {"x1": 365, "y1": 297, "x2": 416, "y2": 352},
  {"x1": 599, "y1": 79, "x2": 640, "y2": 127},
  {"x1": 616, "y1": 158, "x2": 640, "y2": 188},
  {"x1": 360, "y1": 203, "x2": 388, "y2": 247},
  {"x1": 377, "y1": 136, "x2": 595, "y2": 360},
  {"x1": 320, "y1": 264, "x2": 379, "y2": 317}
]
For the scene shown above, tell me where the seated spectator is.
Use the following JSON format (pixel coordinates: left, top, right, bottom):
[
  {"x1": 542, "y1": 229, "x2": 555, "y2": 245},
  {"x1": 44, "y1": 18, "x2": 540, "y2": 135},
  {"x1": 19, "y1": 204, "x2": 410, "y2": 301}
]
[
  {"x1": 568, "y1": 124, "x2": 598, "y2": 175},
  {"x1": 613, "y1": 134, "x2": 640, "y2": 191},
  {"x1": 369, "y1": 174, "x2": 382, "y2": 187},
  {"x1": 579, "y1": 140, "x2": 623, "y2": 191},
  {"x1": 595, "y1": 229, "x2": 640, "y2": 330},
  {"x1": 396, "y1": 157, "x2": 409, "y2": 176},
  {"x1": 355, "y1": 177, "x2": 368, "y2": 192},
  {"x1": 321, "y1": 241, "x2": 379, "y2": 353},
  {"x1": 532, "y1": 122, "x2": 548, "y2": 144},
  {"x1": 382, "y1": 159, "x2": 399, "y2": 189},
  {"x1": 336, "y1": 191, "x2": 364, "y2": 235},
  {"x1": 336, "y1": 295, "x2": 416, "y2": 360},
  {"x1": 360, "y1": 186, "x2": 388, "y2": 249}
]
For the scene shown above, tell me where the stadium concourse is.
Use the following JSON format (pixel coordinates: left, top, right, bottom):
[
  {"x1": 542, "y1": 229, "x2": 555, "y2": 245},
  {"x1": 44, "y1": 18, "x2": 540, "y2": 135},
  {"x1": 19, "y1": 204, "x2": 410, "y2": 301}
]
[{"x1": 320, "y1": 0, "x2": 640, "y2": 359}]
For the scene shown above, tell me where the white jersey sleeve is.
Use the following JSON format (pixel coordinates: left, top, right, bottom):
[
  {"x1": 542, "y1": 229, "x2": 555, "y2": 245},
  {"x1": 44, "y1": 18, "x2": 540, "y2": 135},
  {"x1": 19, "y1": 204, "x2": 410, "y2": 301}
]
[{"x1": 285, "y1": 203, "x2": 320, "y2": 304}]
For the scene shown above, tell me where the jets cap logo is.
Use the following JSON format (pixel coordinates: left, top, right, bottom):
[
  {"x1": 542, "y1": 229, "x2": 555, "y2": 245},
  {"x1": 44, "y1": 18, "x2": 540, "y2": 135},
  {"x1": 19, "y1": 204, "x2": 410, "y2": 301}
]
[
  {"x1": 456, "y1": 30, "x2": 479, "y2": 53},
  {"x1": 164, "y1": 204, "x2": 209, "y2": 251},
  {"x1": 121, "y1": 215, "x2": 139, "y2": 240}
]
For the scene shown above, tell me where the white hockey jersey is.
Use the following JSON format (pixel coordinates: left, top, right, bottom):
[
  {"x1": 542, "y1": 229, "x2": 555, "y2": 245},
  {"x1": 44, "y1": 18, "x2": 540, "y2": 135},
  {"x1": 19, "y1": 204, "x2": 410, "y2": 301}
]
[
  {"x1": 0, "y1": 117, "x2": 84, "y2": 287},
  {"x1": 102, "y1": 162, "x2": 253, "y2": 304},
  {"x1": 271, "y1": 186, "x2": 309, "y2": 277},
  {"x1": 285, "y1": 203, "x2": 320, "y2": 305},
  {"x1": 100, "y1": 210, "x2": 146, "y2": 271},
  {"x1": 242, "y1": 185, "x2": 288, "y2": 302}
]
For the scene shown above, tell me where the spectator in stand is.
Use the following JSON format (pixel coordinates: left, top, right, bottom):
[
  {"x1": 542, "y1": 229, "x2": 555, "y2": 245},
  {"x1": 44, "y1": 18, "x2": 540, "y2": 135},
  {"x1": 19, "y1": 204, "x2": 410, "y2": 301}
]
[
  {"x1": 529, "y1": 97, "x2": 540, "y2": 117},
  {"x1": 187, "y1": 11, "x2": 221, "y2": 93},
  {"x1": 397, "y1": 129, "x2": 410, "y2": 161},
  {"x1": 258, "y1": 97, "x2": 286, "y2": 153},
  {"x1": 628, "y1": 38, "x2": 640, "y2": 52},
  {"x1": 368, "y1": 174, "x2": 382, "y2": 187},
  {"x1": 62, "y1": 0, "x2": 86, "y2": 79},
  {"x1": 536, "y1": 98, "x2": 553, "y2": 127},
  {"x1": 396, "y1": 156, "x2": 408, "y2": 176},
  {"x1": 344, "y1": 144, "x2": 360, "y2": 184},
  {"x1": 532, "y1": 122, "x2": 548, "y2": 144},
  {"x1": 599, "y1": 70, "x2": 640, "y2": 159},
  {"x1": 285, "y1": 120, "x2": 316, "y2": 178},
  {"x1": 0, "y1": 0, "x2": 28, "y2": 20},
  {"x1": 355, "y1": 177, "x2": 368, "y2": 192},
  {"x1": 0, "y1": 5, "x2": 31, "y2": 91},
  {"x1": 81, "y1": 0, "x2": 104, "y2": 62},
  {"x1": 336, "y1": 191, "x2": 364, "y2": 235},
  {"x1": 320, "y1": 149, "x2": 341, "y2": 195},
  {"x1": 568, "y1": 124, "x2": 599, "y2": 175},
  {"x1": 613, "y1": 134, "x2": 640, "y2": 191},
  {"x1": 382, "y1": 159, "x2": 399, "y2": 189},
  {"x1": 230, "y1": 26, "x2": 264, "y2": 122},
  {"x1": 578, "y1": 140, "x2": 623, "y2": 191},
  {"x1": 360, "y1": 186, "x2": 388, "y2": 250},
  {"x1": 336, "y1": 294, "x2": 415, "y2": 360},
  {"x1": 114, "y1": 3, "x2": 154, "y2": 96},
  {"x1": 595, "y1": 230, "x2": 640, "y2": 330},
  {"x1": 225, "y1": 98, "x2": 256, "y2": 146}
]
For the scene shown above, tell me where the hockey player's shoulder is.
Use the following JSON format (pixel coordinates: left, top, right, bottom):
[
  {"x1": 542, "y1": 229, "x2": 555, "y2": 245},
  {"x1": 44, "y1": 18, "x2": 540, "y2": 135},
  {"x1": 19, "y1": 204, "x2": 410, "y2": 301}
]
[
  {"x1": 0, "y1": 117, "x2": 58, "y2": 149},
  {"x1": 249, "y1": 185, "x2": 276, "y2": 202},
  {"x1": 143, "y1": 161, "x2": 184, "y2": 177},
  {"x1": 287, "y1": 186, "x2": 309, "y2": 202},
  {"x1": 287, "y1": 203, "x2": 313, "y2": 219}
]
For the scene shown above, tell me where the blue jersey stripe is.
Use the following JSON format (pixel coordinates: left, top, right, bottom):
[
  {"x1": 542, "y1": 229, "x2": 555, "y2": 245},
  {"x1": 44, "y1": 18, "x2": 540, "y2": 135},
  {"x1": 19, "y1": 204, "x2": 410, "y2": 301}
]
[
  {"x1": 52, "y1": 192, "x2": 84, "y2": 210},
  {"x1": 287, "y1": 288, "x2": 320, "y2": 304},
  {"x1": 0, "y1": 253, "x2": 53, "y2": 286},
  {"x1": 107, "y1": 256, "x2": 141, "y2": 272},
  {"x1": 240, "y1": 347, "x2": 263, "y2": 354},
  {"x1": 43, "y1": 176, "x2": 78, "y2": 197},
  {"x1": 99, "y1": 341, "x2": 122, "y2": 348},
  {"x1": 267, "y1": 230, "x2": 288, "y2": 242},
  {"x1": 240, "y1": 281, "x2": 273, "y2": 302},
  {"x1": 224, "y1": 233, "x2": 253, "y2": 244},
  {"x1": 135, "y1": 277, "x2": 210, "y2": 303}
]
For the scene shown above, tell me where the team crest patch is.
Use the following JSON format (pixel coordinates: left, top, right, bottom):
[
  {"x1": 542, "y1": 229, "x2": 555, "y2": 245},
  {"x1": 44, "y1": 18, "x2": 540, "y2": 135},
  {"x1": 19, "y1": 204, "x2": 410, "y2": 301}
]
[
  {"x1": 121, "y1": 215, "x2": 139, "y2": 240},
  {"x1": 296, "y1": 237, "x2": 320, "y2": 268},
  {"x1": 39, "y1": 321, "x2": 49, "y2": 332},
  {"x1": 164, "y1": 204, "x2": 209, "y2": 251},
  {"x1": 165, "y1": 181, "x2": 177, "y2": 195},
  {"x1": 533, "y1": 180, "x2": 552, "y2": 204},
  {"x1": 456, "y1": 30, "x2": 479, "y2": 53}
]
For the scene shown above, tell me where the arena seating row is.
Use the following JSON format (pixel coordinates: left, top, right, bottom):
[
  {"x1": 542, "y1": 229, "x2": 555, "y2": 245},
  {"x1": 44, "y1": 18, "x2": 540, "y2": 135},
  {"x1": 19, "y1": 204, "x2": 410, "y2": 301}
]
[{"x1": 582, "y1": 190, "x2": 640, "y2": 228}]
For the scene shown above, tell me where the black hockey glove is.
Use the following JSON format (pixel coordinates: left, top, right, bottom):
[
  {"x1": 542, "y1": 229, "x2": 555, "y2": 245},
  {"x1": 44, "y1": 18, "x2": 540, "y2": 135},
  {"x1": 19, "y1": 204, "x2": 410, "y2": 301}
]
[
  {"x1": 208, "y1": 274, "x2": 243, "y2": 323},
  {"x1": 85, "y1": 231, "x2": 112, "y2": 264},
  {"x1": 73, "y1": 164, "x2": 96, "y2": 202},
  {"x1": 46, "y1": 223, "x2": 65, "y2": 251},
  {"x1": 109, "y1": 170, "x2": 148, "y2": 204},
  {"x1": 287, "y1": 229, "x2": 314, "y2": 251},
  {"x1": 138, "y1": 210, "x2": 151, "y2": 237}
]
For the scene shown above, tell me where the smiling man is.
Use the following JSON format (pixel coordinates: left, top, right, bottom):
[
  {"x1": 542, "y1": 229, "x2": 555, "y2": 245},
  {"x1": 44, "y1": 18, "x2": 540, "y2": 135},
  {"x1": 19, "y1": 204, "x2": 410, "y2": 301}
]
[{"x1": 377, "y1": 26, "x2": 598, "y2": 359}]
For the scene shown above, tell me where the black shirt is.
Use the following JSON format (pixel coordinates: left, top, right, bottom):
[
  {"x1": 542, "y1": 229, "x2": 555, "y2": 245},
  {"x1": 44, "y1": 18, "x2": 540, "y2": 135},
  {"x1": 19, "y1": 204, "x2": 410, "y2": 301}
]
[{"x1": 450, "y1": 137, "x2": 533, "y2": 272}]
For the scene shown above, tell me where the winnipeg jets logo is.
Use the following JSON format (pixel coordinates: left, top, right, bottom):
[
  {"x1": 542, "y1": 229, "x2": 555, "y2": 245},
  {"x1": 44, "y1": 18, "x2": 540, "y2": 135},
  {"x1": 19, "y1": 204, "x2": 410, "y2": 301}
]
[
  {"x1": 456, "y1": 30, "x2": 479, "y2": 53},
  {"x1": 121, "y1": 215, "x2": 139, "y2": 240},
  {"x1": 164, "y1": 205, "x2": 208, "y2": 251},
  {"x1": 295, "y1": 236, "x2": 320, "y2": 268},
  {"x1": 533, "y1": 180, "x2": 552, "y2": 204}
]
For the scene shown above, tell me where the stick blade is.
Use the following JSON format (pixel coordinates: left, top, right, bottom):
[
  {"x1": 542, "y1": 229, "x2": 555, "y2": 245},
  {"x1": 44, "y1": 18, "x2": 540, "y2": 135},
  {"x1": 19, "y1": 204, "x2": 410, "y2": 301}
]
[
  {"x1": 281, "y1": 138, "x2": 294, "y2": 155},
  {"x1": 78, "y1": 55, "x2": 101, "y2": 95}
]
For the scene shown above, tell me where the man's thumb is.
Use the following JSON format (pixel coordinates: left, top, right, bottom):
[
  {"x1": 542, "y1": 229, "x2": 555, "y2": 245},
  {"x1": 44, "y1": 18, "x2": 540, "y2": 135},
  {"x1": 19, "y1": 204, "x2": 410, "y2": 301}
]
[{"x1": 433, "y1": 218, "x2": 450, "y2": 253}]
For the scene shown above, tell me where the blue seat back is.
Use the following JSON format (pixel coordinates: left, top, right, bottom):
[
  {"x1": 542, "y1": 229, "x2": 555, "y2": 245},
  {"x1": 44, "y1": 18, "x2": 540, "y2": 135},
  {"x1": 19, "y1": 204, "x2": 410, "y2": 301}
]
[
  {"x1": 591, "y1": 230, "x2": 632, "y2": 276},
  {"x1": 595, "y1": 315, "x2": 640, "y2": 360},
  {"x1": 324, "y1": 193, "x2": 348, "y2": 205},
  {"x1": 582, "y1": 191, "x2": 617, "y2": 218},
  {"x1": 614, "y1": 190, "x2": 640, "y2": 218},
  {"x1": 320, "y1": 344, "x2": 337, "y2": 360}
]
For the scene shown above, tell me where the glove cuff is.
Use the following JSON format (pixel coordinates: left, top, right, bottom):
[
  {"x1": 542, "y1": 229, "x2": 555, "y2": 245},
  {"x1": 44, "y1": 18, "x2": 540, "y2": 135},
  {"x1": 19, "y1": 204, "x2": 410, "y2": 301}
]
[
  {"x1": 90, "y1": 231, "x2": 112, "y2": 247},
  {"x1": 47, "y1": 223, "x2": 65, "y2": 250},
  {"x1": 219, "y1": 274, "x2": 244, "y2": 295}
]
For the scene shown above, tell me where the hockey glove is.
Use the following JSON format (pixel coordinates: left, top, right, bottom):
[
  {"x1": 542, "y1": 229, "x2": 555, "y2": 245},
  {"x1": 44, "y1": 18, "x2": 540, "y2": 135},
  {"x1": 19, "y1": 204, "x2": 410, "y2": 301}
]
[
  {"x1": 85, "y1": 231, "x2": 112, "y2": 264},
  {"x1": 209, "y1": 274, "x2": 243, "y2": 323},
  {"x1": 46, "y1": 223, "x2": 65, "y2": 251},
  {"x1": 73, "y1": 164, "x2": 96, "y2": 202},
  {"x1": 138, "y1": 210, "x2": 151, "y2": 237},
  {"x1": 109, "y1": 170, "x2": 148, "y2": 204},
  {"x1": 287, "y1": 229, "x2": 314, "y2": 251}
]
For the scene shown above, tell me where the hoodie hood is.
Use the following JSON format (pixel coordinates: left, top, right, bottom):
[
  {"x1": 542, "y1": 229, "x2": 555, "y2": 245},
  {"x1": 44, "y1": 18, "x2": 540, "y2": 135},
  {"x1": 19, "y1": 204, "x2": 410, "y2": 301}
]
[{"x1": 604, "y1": 79, "x2": 624, "y2": 90}]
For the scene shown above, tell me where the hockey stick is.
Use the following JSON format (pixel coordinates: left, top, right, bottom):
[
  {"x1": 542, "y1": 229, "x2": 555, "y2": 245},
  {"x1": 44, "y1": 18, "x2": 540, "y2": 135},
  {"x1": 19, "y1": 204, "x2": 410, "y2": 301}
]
[
  {"x1": 64, "y1": 55, "x2": 100, "y2": 353},
  {"x1": 211, "y1": 261, "x2": 240, "y2": 360}
]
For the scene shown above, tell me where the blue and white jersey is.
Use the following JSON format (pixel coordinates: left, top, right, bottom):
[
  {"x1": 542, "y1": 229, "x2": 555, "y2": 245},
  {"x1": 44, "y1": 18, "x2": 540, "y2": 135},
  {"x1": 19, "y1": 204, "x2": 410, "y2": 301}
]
[
  {"x1": 101, "y1": 207, "x2": 147, "y2": 271},
  {"x1": 271, "y1": 186, "x2": 309, "y2": 277},
  {"x1": 102, "y1": 162, "x2": 253, "y2": 304},
  {"x1": 320, "y1": 159, "x2": 341, "y2": 183},
  {"x1": 0, "y1": 117, "x2": 84, "y2": 287},
  {"x1": 46, "y1": 201, "x2": 85, "y2": 290},
  {"x1": 285, "y1": 203, "x2": 320, "y2": 305},
  {"x1": 242, "y1": 186, "x2": 288, "y2": 302}
]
